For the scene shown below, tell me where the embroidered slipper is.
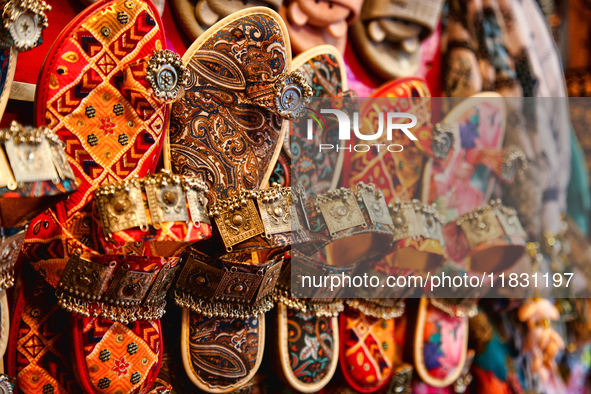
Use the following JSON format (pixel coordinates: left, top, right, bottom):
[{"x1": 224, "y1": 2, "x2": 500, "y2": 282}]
[
  {"x1": 268, "y1": 45, "x2": 350, "y2": 393},
  {"x1": 348, "y1": 0, "x2": 443, "y2": 81},
  {"x1": 9, "y1": 2, "x2": 192, "y2": 394},
  {"x1": 409, "y1": 94, "x2": 527, "y2": 390},
  {"x1": 166, "y1": 8, "x2": 313, "y2": 393},
  {"x1": 279, "y1": 0, "x2": 363, "y2": 54},
  {"x1": 170, "y1": 0, "x2": 283, "y2": 43},
  {"x1": 336, "y1": 77, "x2": 446, "y2": 393}
]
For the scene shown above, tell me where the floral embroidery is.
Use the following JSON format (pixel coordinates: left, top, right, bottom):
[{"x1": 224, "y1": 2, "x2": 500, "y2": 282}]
[
  {"x1": 99, "y1": 116, "x2": 116, "y2": 136},
  {"x1": 112, "y1": 356, "x2": 131, "y2": 378},
  {"x1": 300, "y1": 335, "x2": 320, "y2": 361}
]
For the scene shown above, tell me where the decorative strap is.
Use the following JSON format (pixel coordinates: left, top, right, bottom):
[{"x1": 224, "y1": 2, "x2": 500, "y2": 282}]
[
  {"x1": 208, "y1": 184, "x2": 310, "y2": 253},
  {"x1": 94, "y1": 170, "x2": 209, "y2": 239},
  {"x1": 56, "y1": 253, "x2": 180, "y2": 323},
  {"x1": 274, "y1": 253, "x2": 348, "y2": 317},
  {"x1": 0, "y1": 0, "x2": 50, "y2": 51},
  {"x1": 390, "y1": 199, "x2": 445, "y2": 244},
  {"x1": 0, "y1": 226, "x2": 26, "y2": 290},
  {"x1": 301, "y1": 182, "x2": 394, "y2": 256},
  {"x1": 455, "y1": 199, "x2": 526, "y2": 251},
  {"x1": 173, "y1": 250, "x2": 282, "y2": 318}
]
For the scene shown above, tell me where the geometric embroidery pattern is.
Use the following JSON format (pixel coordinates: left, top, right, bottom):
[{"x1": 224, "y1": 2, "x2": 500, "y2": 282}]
[{"x1": 83, "y1": 319, "x2": 160, "y2": 394}]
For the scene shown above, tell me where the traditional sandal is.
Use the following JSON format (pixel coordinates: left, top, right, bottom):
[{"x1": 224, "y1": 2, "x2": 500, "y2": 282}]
[
  {"x1": 337, "y1": 77, "x2": 446, "y2": 393},
  {"x1": 266, "y1": 45, "x2": 353, "y2": 393},
  {"x1": 349, "y1": 0, "x2": 444, "y2": 81},
  {"x1": 9, "y1": 2, "x2": 191, "y2": 393},
  {"x1": 166, "y1": 8, "x2": 312, "y2": 393},
  {"x1": 409, "y1": 93, "x2": 527, "y2": 390}
]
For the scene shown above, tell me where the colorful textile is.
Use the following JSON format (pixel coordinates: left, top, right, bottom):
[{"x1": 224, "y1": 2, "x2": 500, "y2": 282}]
[
  {"x1": 10, "y1": 266, "x2": 84, "y2": 394},
  {"x1": 341, "y1": 77, "x2": 433, "y2": 204},
  {"x1": 413, "y1": 300, "x2": 468, "y2": 388},
  {"x1": 71, "y1": 316, "x2": 161, "y2": 394},
  {"x1": 284, "y1": 308, "x2": 336, "y2": 385},
  {"x1": 339, "y1": 307, "x2": 395, "y2": 392}
]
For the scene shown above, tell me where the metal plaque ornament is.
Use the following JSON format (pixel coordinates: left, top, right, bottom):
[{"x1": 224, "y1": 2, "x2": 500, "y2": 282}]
[
  {"x1": 146, "y1": 183, "x2": 189, "y2": 227},
  {"x1": 458, "y1": 209, "x2": 505, "y2": 250},
  {"x1": 213, "y1": 198, "x2": 264, "y2": 251},
  {"x1": 5, "y1": 139, "x2": 58, "y2": 183},
  {"x1": 359, "y1": 186, "x2": 393, "y2": 226},
  {"x1": 316, "y1": 190, "x2": 366, "y2": 236},
  {"x1": 187, "y1": 189, "x2": 210, "y2": 225},
  {"x1": 95, "y1": 180, "x2": 148, "y2": 236},
  {"x1": 258, "y1": 193, "x2": 292, "y2": 236}
]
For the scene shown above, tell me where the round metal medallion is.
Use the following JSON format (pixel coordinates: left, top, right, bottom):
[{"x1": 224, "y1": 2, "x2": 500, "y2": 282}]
[
  {"x1": 4, "y1": 0, "x2": 51, "y2": 52},
  {"x1": 147, "y1": 50, "x2": 189, "y2": 102},
  {"x1": 273, "y1": 71, "x2": 312, "y2": 120}
]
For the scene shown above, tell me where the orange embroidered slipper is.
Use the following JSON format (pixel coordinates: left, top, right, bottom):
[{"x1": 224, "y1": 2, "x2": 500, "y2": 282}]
[{"x1": 8, "y1": 1, "x2": 196, "y2": 394}]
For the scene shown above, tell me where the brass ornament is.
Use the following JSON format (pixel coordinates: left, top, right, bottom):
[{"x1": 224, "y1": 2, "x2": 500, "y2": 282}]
[
  {"x1": 357, "y1": 182, "x2": 393, "y2": 226},
  {"x1": 456, "y1": 200, "x2": 525, "y2": 250},
  {"x1": 147, "y1": 49, "x2": 190, "y2": 102},
  {"x1": 0, "y1": 121, "x2": 73, "y2": 187},
  {"x1": 272, "y1": 71, "x2": 312, "y2": 119},
  {"x1": 2, "y1": 0, "x2": 51, "y2": 51},
  {"x1": 209, "y1": 185, "x2": 302, "y2": 252},
  {"x1": 390, "y1": 199, "x2": 444, "y2": 243},
  {"x1": 315, "y1": 187, "x2": 367, "y2": 237},
  {"x1": 257, "y1": 186, "x2": 293, "y2": 236},
  {"x1": 214, "y1": 198, "x2": 263, "y2": 252}
]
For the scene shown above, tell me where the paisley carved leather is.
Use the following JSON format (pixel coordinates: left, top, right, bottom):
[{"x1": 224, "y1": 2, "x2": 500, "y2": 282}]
[{"x1": 169, "y1": 9, "x2": 290, "y2": 201}]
